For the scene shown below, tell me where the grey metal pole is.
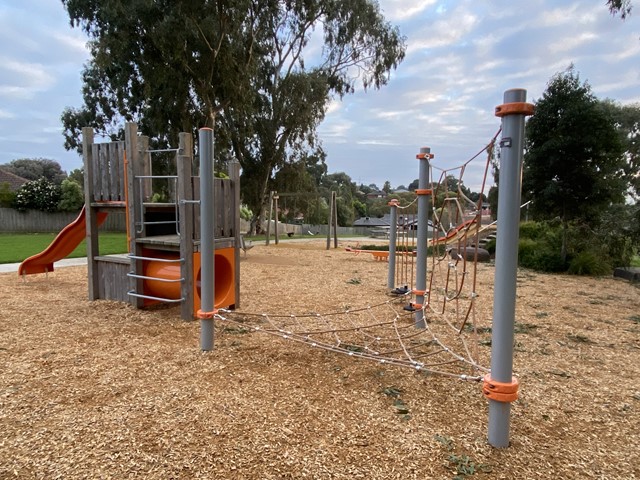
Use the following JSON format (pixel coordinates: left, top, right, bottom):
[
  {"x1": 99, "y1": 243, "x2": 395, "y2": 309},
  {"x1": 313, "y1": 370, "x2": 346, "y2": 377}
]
[
  {"x1": 199, "y1": 127, "x2": 215, "y2": 351},
  {"x1": 414, "y1": 147, "x2": 432, "y2": 329},
  {"x1": 487, "y1": 89, "x2": 534, "y2": 447},
  {"x1": 387, "y1": 199, "x2": 399, "y2": 289}
]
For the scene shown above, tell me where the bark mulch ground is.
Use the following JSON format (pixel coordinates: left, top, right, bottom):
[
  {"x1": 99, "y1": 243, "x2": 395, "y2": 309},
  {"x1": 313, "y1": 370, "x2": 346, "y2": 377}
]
[{"x1": 1, "y1": 239, "x2": 639, "y2": 479}]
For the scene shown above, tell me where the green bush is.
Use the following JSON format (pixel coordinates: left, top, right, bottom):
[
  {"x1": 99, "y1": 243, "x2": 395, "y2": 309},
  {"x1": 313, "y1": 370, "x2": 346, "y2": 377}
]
[
  {"x1": 484, "y1": 238, "x2": 496, "y2": 255},
  {"x1": 519, "y1": 221, "x2": 548, "y2": 240},
  {"x1": 518, "y1": 238, "x2": 566, "y2": 272},
  {"x1": 0, "y1": 182, "x2": 15, "y2": 207},
  {"x1": 568, "y1": 250, "x2": 611, "y2": 276},
  {"x1": 58, "y1": 179, "x2": 84, "y2": 212},
  {"x1": 240, "y1": 204, "x2": 253, "y2": 221},
  {"x1": 13, "y1": 178, "x2": 61, "y2": 212}
]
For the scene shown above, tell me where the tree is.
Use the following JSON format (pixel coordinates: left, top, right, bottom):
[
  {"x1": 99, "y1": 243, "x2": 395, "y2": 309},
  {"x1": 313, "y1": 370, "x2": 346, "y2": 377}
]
[
  {"x1": 62, "y1": 0, "x2": 406, "y2": 229},
  {"x1": 407, "y1": 178, "x2": 419, "y2": 191},
  {"x1": 68, "y1": 168, "x2": 85, "y2": 190},
  {"x1": 600, "y1": 100, "x2": 640, "y2": 199},
  {"x1": 523, "y1": 67, "x2": 626, "y2": 261},
  {"x1": 1, "y1": 159, "x2": 66, "y2": 185},
  {"x1": 382, "y1": 180, "x2": 392, "y2": 194},
  {"x1": 608, "y1": 0, "x2": 632, "y2": 18}
]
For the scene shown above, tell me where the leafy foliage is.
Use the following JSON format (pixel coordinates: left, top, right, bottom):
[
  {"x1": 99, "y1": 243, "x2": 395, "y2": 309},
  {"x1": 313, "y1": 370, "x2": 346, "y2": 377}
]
[
  {"x1": 61, "y1": 0, "x2": 406, "y2": 230},
  {"x1": 608, "y1": 0, "x2": 633, "y2": 19},
  {"x1": 13, "y1": 178, "x2": 62, "y2": 212},
  {"x1": 57, "y1": 179, "x2": 84, "y2": 212},
  {"x1": 1, "y1": 158, "x2": 66, "y2": 185},
  {"x1": 0, "y1": 182, "x2": 16, "y2": 207},
  {"x1": 523, "y1": 68, "x2": 626, "y2": 225}
]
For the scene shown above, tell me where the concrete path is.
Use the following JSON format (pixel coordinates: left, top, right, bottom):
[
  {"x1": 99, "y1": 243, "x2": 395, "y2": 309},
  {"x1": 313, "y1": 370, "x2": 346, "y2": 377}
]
[{"x1": 0, "y1": 257, "x2": 88, "y2": 274}]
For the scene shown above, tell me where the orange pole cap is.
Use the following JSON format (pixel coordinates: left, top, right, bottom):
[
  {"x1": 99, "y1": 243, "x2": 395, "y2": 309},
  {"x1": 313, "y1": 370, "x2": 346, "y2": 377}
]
[
  {"x1": 388, "y1": 199, "x2": 399, "y2": 206},
  {"x1": 415, "y1": 189, "x2": 432, "y2": 196},
  {"x1": 416, "y1": 153, "x2": 435, "y2": 159},
  {"x1": 412, "y1": 289, "x2": 426, "y2": 296},
  {"x1": 495, "y1": 102, "x2": 535, "y2": 118}
]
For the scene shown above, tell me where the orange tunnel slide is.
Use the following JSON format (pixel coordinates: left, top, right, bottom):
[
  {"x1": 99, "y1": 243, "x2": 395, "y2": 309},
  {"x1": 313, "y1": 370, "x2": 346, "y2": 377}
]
[{"x1": 143, "y1": 247, "x2": 236, "y2": 314}]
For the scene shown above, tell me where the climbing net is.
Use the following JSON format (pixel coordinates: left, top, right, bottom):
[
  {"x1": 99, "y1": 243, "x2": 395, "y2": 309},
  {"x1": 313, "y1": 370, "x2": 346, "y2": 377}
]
[{"x1": 216, "y1": 131, "x2": 500, "y2": 382}]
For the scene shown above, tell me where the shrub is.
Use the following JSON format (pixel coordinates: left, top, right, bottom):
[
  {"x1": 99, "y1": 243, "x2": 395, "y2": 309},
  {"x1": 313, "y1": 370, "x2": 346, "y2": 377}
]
[
  {"x1": 240, "y1": 204, "x2": 253, "y2": 222},
  {"x1": 58, "y1": 179, "x2": 84, "y2": 212},
  {"x1": 13, "y1": 178, "x2": 61, "y2": 212},
  {"x1": 518, "y1": 238, "x2": 566, "y2": 272},
  {"x1": 568, "y1": 250, "x2": 611, "y2": 276},
  {"x1": 0, "y1": 182, "x2": 15, "y2": 207}
]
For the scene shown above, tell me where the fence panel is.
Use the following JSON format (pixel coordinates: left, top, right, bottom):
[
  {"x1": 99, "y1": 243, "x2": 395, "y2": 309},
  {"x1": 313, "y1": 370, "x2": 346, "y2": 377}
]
[{"x1": 0, "y1": 208, "x2": 126, "y2": 233}]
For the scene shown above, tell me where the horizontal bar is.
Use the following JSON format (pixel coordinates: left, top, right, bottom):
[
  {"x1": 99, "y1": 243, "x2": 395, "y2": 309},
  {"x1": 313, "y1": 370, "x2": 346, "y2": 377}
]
[
  {"x1": 127, "y1": 291, "x2": 184, "y2": 303},
  {"x1": 136, "y1": 220, "x2": 178, "y2": 226},
  {"x1": 146, "y1": 148, "x2": 180, "y2": 153},
  {"x1": 128, "y1": 254, "x2": 184, "y2": 263},
  {"x1": 135, "y1": 175, "x2": 178, "y2": 179},
  {"x1": 180, "y1": 200, "x2": 201, "y2": 205},
  {"x1": 127, "y1": 273, "x2": 184, "y2": 283}
]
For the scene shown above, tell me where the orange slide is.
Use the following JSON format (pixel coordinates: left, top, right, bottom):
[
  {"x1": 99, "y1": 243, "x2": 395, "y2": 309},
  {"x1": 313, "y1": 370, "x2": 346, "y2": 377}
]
[{"x1": 18, "y1": 205, "x2": 108, "y2": 276}]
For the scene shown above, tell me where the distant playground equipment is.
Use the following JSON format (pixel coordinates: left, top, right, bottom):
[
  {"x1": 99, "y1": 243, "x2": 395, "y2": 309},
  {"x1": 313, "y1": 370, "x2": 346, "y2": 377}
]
[{"x1": 18, "y1": 122, "x2": 241, "y2": 320}]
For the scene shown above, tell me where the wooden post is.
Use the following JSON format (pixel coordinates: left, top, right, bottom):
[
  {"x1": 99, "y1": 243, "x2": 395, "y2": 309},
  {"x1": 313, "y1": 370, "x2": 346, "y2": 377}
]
[
  {"x1": 178, "y1": 132, "x2": 194, "y2": 320},
  {"x1": 274, "y1": 192, "x2": 279, "y2": 245},
  {"x1": 82, "y1": 127, "x2": 100, "y2": 300},
  {"x1": 229, "y1": 160, "x2": 241, "y2": 309},
  {"x1": 326, "y1": 191, "x2": 339, "y2": 249},
  {"x1": 333, "y1": 191, "x2": 338, "y2": 248},
  {"x1": 266, "y1": 191, "x2": 274, "y2": 246},
  {"x1": 140, "y1": 136, "x2": 151, "y2": 200},
  {"x1": 125, "y1": 122, "x2": 145, "y2": 308}
]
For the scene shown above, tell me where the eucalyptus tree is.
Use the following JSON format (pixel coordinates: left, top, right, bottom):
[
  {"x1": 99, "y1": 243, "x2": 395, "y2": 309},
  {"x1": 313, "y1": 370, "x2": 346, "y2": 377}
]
[{"x1": 61, "y1": 0, "x2": 406, "y2": 227}]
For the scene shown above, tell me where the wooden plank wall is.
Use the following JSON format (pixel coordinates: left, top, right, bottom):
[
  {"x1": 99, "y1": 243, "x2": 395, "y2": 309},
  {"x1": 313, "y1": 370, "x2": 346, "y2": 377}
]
[
  {"x1": 191, "y1": 177, "x2": 234, "y2": 241},
  {"x1": 90, "y1": 141, "x2": 125, "y2": 202},
  {"x1": 96, "y1": 258, "x2": 130, "y2": 302}
]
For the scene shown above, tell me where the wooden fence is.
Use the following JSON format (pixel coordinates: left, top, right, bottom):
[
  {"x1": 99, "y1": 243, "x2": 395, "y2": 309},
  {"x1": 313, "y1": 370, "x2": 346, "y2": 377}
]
[{"x1": 0, "y1": 208, "x2": 126, "y2": 233}]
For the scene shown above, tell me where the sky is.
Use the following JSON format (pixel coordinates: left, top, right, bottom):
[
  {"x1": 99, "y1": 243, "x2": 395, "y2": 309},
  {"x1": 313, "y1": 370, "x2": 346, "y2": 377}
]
[{"x1": 0, "y1": 0, "x2": 639, "y2": 194}]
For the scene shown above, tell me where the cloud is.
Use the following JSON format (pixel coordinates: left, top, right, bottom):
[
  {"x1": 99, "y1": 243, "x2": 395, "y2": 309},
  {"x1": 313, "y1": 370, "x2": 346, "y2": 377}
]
[
  {"x1": 0, "y1": 59, "x2": 55, "y2": 99},
  {"x1": 380, "y1": 0, "x2": 437, "y2": 22}
]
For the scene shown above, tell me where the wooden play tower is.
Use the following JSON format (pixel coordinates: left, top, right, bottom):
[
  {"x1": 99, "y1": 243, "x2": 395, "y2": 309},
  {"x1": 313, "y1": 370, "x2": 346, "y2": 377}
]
[{"x1": 82, "y1": 122, "x2": 241, "y2": 319}]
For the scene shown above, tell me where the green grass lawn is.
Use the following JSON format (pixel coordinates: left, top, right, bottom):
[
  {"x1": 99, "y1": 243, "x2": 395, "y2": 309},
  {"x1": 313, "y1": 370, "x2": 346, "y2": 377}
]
[{"x1": 0, "y1": 232, "x2": 128, "y2": 264}]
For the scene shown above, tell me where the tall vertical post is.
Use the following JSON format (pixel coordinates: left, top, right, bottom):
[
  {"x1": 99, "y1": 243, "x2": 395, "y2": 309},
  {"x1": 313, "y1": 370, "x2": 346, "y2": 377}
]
[
  {"x1": 486, "y1": 89, "x2": 534, "y2": 447},
  {"x1": 332, "y1": 191, "x2": 338, "y2": 248},
  {"x1": 326, "y1": 192, "x2": 335, "y2": 250},
  {"x1": 266, "y1": 191, "x2": 273, "y2": 246},
  {"x1": 414, "y1": 147, "x2": 432, "y2": 329},
  {"x1": 177, "y1": 132, "x2": 194, "y2": 320},
  {"x1": 387, "y1": 199, "x2": 399, "y2": 289},
  {"x1": 198, "y1": 128, "x2": 215, "y2": 351},
  {"x1": 274, "y1": 193, "x2": 280, "y2": 245}
]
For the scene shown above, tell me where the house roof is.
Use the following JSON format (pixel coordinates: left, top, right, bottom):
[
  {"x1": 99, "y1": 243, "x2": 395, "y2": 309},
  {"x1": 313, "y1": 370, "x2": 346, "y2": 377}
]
[
  {"x1": 0, "y1": 168, "x2": 29, "y2": 192},
  {"x1": 353, "y1": 214, "x2": 392, "y2": 227}
]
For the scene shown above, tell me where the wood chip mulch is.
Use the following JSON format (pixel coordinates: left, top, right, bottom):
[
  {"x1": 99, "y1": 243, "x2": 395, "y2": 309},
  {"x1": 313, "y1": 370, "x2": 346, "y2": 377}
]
[{"x1": 1, "y1": 239, "x2": 639, "y2": 479}]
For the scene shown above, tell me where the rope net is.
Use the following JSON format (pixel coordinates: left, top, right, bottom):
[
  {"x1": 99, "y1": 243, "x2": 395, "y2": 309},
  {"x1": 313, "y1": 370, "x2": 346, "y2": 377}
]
[{"x1": 216, "y1": 131, "x2": 500, "y2": 382}]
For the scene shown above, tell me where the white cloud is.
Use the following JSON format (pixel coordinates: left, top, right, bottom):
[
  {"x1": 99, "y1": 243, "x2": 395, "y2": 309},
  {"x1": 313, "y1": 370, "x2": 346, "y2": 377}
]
[
  {"x1": 380, "y1": 0, "x2": 437, "y2": 22},
  {"x1": 51, "y1": 32, "x2": 89, "y2": 56},
  {"x1": 0, "y1": 109, "x2": 14, "y2": 119},
  {"x1": 0, "y1": 59, "x2": 54, "y2": 99}
]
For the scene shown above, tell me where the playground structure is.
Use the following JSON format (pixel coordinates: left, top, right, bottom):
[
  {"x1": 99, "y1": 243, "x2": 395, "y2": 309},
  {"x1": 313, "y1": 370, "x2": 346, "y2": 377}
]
[
  {"x1": 19, "y1": 122, "x2": 241, "y2": 320},
  {"x1": 18, "y1": 90, "x2": 532, "y2": 449}
]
